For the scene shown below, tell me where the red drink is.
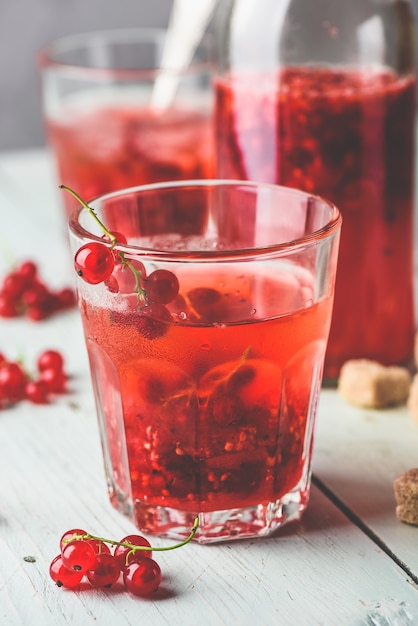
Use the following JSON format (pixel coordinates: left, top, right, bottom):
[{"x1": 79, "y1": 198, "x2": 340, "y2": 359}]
[
  {"x1": 215, "y1": 68, "x2": 416, "y2": 379},
  {"x1": 81, "y1": 267, "x2": 333, "y2": 537},
  {"x1": 46, "y1": 105, "x2": 214, "y2": 220}
]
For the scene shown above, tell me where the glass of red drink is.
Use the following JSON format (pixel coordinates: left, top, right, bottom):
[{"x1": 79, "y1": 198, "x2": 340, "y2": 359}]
[
  {"x1": 68, "y1": 180, "x2": 341, "y2": 543},
  {"x1": 38, "y1": 28, "x2": 214, "y2": 223}
]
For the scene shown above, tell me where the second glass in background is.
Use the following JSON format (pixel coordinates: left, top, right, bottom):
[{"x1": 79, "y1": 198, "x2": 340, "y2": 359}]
[{"x1": 38, "y1": 28, "x2": 215, "y2": 222}]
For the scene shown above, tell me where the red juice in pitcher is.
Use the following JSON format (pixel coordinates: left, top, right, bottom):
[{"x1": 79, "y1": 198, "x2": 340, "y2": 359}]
[{"x1": 215, "y1": 68, "x2": 416, "y2": 379}]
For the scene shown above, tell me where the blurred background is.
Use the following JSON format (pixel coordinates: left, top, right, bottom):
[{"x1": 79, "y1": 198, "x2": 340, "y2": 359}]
[
  {"x1": 1, "y1": 0, "x2": 418, "y2": 151},
  {"x1": 0, "y1": 0, "x2": 173, "y2": 150}
]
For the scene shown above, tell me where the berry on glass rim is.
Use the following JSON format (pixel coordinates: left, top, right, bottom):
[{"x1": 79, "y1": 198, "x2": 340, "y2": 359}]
[
  {"x1": 74, "y1": 242, "x2": 115, "y2": 285},
  {"x1": 60, "y1": 184, "x2": 181, "y2": 340}
]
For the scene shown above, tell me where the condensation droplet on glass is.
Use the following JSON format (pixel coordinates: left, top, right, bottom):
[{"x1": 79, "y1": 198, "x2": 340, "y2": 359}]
[
  {"x1": 250, "y1": 308, "x2": 257, "y2": 316},
  {"x1": 212, "y1": 322, "x2": 226, "y2": 329},
  {"x1": 178, "y1": 311, "x2": 187, "y2": 320}
]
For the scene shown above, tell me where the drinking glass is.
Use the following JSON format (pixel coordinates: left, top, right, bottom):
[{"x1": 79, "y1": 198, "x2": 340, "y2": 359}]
[
  {"x1": 38, "y1": 28, "x2": 214, "y2": 222},
  {"x1": 68, "y1": 180, "x2": 341, "y2": 543}
]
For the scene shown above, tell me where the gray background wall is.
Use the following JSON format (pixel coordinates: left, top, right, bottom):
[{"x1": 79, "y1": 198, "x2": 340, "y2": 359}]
[
  {"x1": 0, "y1": 0, "x2": 173, "y2": 150},
  {"x1": 1, "y1": 0, "x2": 418, "y2": 151}
]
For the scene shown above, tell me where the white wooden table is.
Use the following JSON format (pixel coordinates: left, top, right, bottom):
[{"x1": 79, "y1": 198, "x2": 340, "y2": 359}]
[{"x1": 1, "y1": 149, "x2": 418, "y2": 626}]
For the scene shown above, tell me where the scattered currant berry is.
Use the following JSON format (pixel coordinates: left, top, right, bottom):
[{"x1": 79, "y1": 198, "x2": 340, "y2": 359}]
[
  {"x1": 0, "y1": 348, "x2": 69, "y2": 409},
  {"x1": 86, "y1": 553, "x2": 121, "y2": 588},
  {"x1": 37, "y1": 349, "x2": 64, "y2": 374},
  {"x1": 39, "y1": 367, "x2": 67, "y2": 393},
  {"x1": 113, "y1": 534, "x2": 152, "y2": 570},
  {"x1": 0, "y1": 362, "x2": 27, "y2": 401},
  {"x1": 61, "y1": 540, "x2": 97, "y2": 573},
  {"x1": 50, "y1": 517, "x2": 199, "y2": 597},
  {"x1": 123, "y1": 558, "x2": 162, "y2": 597},
  {"x1": 24, "y1": 379, "x2": 49, "y2": 404},
  {"x1": 74, "y1": 242, "x2": 115, "y2": 285},
  {"x1": 86, "y1": 538, "x2": 111, "y2": 556},
  {"x1": 0, "y1": 260, "x2": 75, "y2": 321},
  {"x1": 49, "y1": 555, "x2": 84, "y2": 589},
  {"x1": 59, "y1": 529, "x2": 87, "y2": 551}
]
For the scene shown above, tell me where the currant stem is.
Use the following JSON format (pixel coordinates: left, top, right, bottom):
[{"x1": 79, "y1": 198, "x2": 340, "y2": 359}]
[
  {"x1": 59, "y1": 185, "x2": 116, "y2": 245},
  {"x1": 67, "y1": 516, "x2": 199, "y2": 553},
  {"x1": 122, "y1": 258, "x2": 147, "y2": 301}
]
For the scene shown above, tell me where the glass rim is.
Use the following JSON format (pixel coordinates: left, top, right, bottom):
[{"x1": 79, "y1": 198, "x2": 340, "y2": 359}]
[
  {"x1": 68, "y1": 179, "x2": 342, "y2": 262},
  {"x1": 37, "y1": 27, "x2": 212, "y2": 80}
]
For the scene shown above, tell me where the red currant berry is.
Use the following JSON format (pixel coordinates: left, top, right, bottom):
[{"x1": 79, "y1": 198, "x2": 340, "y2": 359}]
[
  {"x1": 61, "y1": 540, "x2": 97, "y2": 573},
  {"x1": 21, "y1": 282, "x2": 49, "y2": 307},
  {"x1": 49, "y1": 555, "x2": 84, "y2": 589},
  {"x1": 55, "y1": 287, "x2": 76, "y2": 309},
  {"x1": 17, "y1": 260, "x2": 38, "y2": 283},
  {"x1": 86, "y1": 538, "x2": 111, "y2": 556},
  {"x1": 37, "y1": 350, "x2": 64, "y2": 374},
  {"x1": 107, "y1": 260, "x2": 144, "y2": 294},
  {"x1": 40, "y1": 367, "x2": 67, "y2": 393},
  {"x1": 74, "y1": 242, "x2": 115, "y2": 285},
  {"x1": 136, "y1": 303, "x2": 172, "y2": 340},
  {"x1": 113, "y1": 535, "x2": 152, "y2": 570},
  {"x1": 123, "y1": 558, "x2": 162, "y2": 597},
  {"x1": 2, "y1": 273, "x2": 26, "y2": 298},
  {"x1": 102, "y1": 231, "x2": 127, "y2": 245},
  {"x1": 25, "y1": 379, "x2": 49, "y2": 404},
  {"x1": 0, "y1": 362, "x2": 27, "y2": 401},
  {"x1": 59, "y1": 529, "x2": 87, "y2": 551},
  {"x1": 146, "y1": 269, "x2": 179, "y2": 304},
  {"x1": 86, "y1": 553, "x2": 120, "y2": 588},
  {"x1": 0, "y1": 294, "x2": 19, "y2": 317}
]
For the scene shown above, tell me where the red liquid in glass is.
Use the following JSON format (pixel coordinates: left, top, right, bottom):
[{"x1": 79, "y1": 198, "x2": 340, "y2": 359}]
[
  {"x1": 215, "y1": 68, "x2": 416, "y2": 378},
  {"x1": 81, "y1": 268, "x2": 332, "y2": 527},
  {"x1": 47, "y1": 105, "x2": 214, "y2": 218}
]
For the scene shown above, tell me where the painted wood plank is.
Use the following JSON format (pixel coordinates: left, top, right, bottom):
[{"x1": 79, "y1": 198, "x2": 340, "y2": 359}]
[{"x1": 314, "y1": 389, "x2": 418, "y2": 579}]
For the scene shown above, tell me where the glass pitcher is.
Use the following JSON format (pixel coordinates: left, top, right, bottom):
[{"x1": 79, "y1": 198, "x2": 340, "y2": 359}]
[{"x1": 214, "y1": 0, "x2": 416, "y2": 380}]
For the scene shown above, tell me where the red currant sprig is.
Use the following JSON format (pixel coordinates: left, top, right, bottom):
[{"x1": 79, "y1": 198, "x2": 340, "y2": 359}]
[
  {"x1": 50, "y1": 517, "x2": 199, "y2": 596},
  {"x1": 61, "y1": 185, "x2": 180, "y2": 339},
  {"x1": 0, "y1": 260, "x2": 76, "y2": 321},
  {"x1": 0, "y1": 349, "x2": 68, "y2": 408}
]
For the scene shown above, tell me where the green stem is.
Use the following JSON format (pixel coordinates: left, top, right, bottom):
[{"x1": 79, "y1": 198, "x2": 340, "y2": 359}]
[
  {"x1": 68, "y1": 516, "x2": 199, "y2": 555},
  {"x1": 122, "y1": 258, "x2": 148, "y2": 301},
  {"x1": 59, "y1": 184, "x2": 116, "y2": 244}
]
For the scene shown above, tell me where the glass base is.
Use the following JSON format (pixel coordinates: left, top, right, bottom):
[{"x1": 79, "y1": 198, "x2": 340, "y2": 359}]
[{"x1": 108, "y1": 481, "x2": 310, "y2": 544}]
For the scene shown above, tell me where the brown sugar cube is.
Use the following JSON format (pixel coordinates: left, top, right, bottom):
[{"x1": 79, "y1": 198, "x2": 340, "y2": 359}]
[
  {"x1": 407, "y1": 373, "x2": 418, "y2": 423},
  {"x1": 337, "y1": 359, "x2": 410, "y2": 409},
  {"x1": 394, "y1": 468, "x2": 418, "y2": 526}
]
